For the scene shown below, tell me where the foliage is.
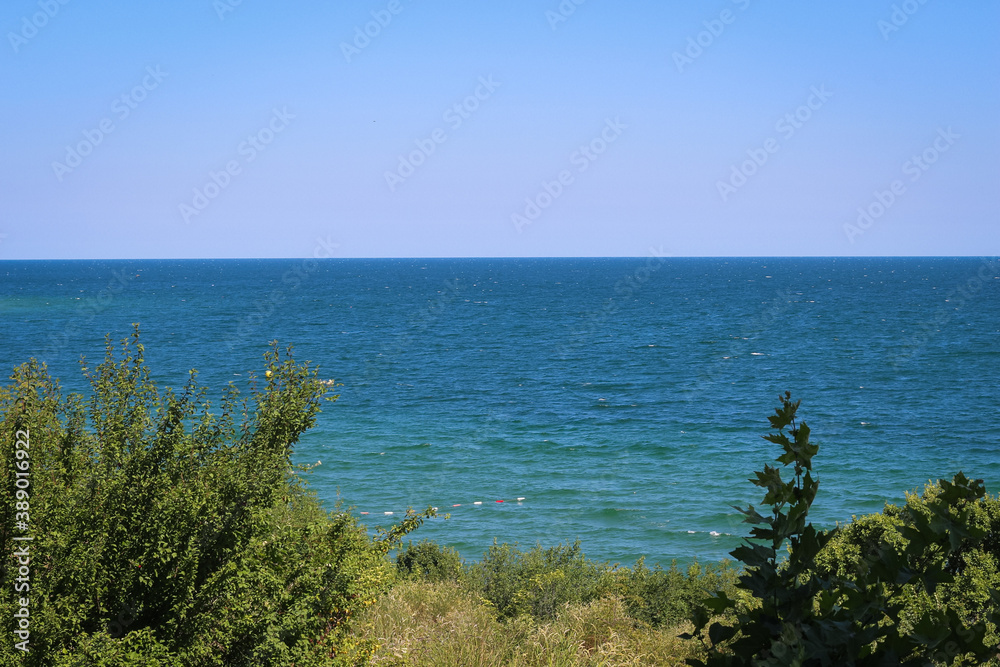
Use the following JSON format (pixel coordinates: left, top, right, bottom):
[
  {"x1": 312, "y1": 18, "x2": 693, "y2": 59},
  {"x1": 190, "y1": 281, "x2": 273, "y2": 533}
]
[
  {"x1": 686, "y1": 392, "x2": 1000, "y2": 666},
  {"x1": 814, "y1": 482, "x2": 1000, "y2": 663},
  {"x1": 466, "y1": 540, "x2": 617, "y2": 621},
  {"x1": 399, "y1": 539, "x2": 738, "y2": 630},
  {"x1": 617, "y1": 558, "x2": 739, "y2": 629},
  {"x1": 0, "y1": 328, "x2": 432, "y2": 666},
  {"x1": 395, "y1": 540, "x2": 465, "y2": 583}
]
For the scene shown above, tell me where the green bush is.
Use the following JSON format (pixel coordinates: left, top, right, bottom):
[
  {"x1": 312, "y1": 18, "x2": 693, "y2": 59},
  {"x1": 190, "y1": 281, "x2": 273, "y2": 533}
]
[
  {"x1": 617, "y1": 558, "x2": 739, "y2": 628},
  {"x1": 466, "y1": 540, "x2": 616, "y2": 621},
  {"x1": 815, "y1": 481, "x2": 1000, "y2": 658},
  {"x1": 396, "y1": 539, "x2": 465, "y2": 583},
  {"x1": 687, "y1": 392, "x2": 1000, "y2": 666},
  {"x1": 0, "y1": 329, "x2": 431, "y2": 666}
]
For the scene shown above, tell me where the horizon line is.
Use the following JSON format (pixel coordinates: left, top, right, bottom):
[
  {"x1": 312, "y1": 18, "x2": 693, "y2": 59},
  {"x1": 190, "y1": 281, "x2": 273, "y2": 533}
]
[{"x1": 1, "y1": 255, "x2": 997, "y2": 262}]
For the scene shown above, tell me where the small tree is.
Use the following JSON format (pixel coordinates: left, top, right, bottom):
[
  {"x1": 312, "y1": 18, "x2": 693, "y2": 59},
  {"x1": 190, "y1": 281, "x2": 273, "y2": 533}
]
[{"x1": 686, "y1": 392, "x2": 998, "y2": 666}]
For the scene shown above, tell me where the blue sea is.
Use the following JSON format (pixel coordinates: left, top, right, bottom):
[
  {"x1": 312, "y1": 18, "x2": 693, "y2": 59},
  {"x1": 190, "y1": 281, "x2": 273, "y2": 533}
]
[{"x1": 2, "y1": 258, "x2": 998, "y2": 566}]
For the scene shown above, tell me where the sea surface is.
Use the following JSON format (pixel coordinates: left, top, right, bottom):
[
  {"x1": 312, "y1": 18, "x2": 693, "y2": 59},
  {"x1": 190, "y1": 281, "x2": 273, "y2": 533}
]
[{"x1": 2, "y1": 257, "x2": 998, "y2": 566}]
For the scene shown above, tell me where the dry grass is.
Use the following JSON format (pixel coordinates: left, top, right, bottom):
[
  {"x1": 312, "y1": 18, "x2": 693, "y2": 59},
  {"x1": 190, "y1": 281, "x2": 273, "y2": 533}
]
[{"x1": 356, "y1": 580, "x2": 703, "y2": 666}]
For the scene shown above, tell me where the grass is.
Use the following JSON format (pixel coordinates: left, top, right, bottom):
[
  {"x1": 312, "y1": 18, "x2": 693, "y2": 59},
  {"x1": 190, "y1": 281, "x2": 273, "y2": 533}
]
[
  {"x1": 357, "y1": 580, "x2": 703, "y2": 666},
  {"x1": 348, "y1": 540, "x2": 736, "y2": 666}
]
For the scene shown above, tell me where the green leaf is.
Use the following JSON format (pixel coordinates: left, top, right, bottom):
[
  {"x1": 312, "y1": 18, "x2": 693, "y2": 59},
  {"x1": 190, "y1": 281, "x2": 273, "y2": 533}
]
[{"x1": 708, "y1": 622, "x2": 737, "y2": 646}]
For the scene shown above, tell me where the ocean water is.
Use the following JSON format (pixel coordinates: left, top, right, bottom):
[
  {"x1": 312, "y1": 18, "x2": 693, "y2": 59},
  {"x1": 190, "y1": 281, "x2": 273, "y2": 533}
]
[{"x1": 2, "y1": 257, "x2": 998, "y2": 566}]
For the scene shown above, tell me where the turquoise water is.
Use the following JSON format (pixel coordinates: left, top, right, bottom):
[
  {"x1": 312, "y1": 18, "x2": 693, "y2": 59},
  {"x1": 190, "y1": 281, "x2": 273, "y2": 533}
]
[{"x1": 2, "y1": 257, "x2": 998, "y2": 566}]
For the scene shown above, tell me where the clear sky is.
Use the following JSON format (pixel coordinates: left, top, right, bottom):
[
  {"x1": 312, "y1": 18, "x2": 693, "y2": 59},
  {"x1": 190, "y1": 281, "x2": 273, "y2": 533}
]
[{"x1": 1, "y1": 0, "x2": 997, "y2": 258}]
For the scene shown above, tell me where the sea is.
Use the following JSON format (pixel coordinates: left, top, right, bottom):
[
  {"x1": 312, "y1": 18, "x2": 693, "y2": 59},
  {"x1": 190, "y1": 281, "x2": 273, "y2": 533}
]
[{"x1": 2, "y1": 257, "x2": 998, "y2": 567}]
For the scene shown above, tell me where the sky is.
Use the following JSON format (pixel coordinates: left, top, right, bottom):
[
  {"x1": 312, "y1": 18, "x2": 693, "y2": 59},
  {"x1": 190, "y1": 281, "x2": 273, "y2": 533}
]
[{"x1": 1, "y1": 0, "x2": 998, "y2": 259}]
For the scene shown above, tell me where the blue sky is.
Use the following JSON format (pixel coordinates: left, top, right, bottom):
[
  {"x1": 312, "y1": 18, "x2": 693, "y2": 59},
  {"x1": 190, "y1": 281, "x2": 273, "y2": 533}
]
[{"x1": 1, "y1": 0, "x2": 997, "y2": 258}]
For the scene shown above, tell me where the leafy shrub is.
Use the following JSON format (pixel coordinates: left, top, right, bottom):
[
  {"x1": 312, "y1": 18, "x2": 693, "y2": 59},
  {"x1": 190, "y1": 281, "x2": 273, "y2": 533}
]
[
  {"x1": 396, "y1": 540, "x2": 465, "y2": 583},
  {"x1": 467, "y1": 540, "x2": 617, "y2": 621},
  {"x1": 617, "y1": 558, "x2": 739, "y2": 628},
  {"x1": 686, "y1": 392, "x2": 1000, "y2": 666},
  {"x1": 815, "y1": 481, "x2": 1000, "y2": 659},
  {"x1": 0, "y1": 329, "x2": 431, "y2": 666}
]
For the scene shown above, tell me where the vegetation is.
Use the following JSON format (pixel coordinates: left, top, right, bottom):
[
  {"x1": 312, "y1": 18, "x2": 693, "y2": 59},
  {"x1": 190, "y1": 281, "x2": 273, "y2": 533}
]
[
  {"x1": 1, "y1": 334, "x2": 997, "y2": 665},
  {"x1": 686, "y1": 392, "x2": 1000, "y2": 666},
  {"x1": 814, "y1": 483, "x2": 1000, "y2": 654},
  {"x1": 394, "y1": 538, "x2": 737, "y2": 628},
  {"x1": 0, "y1": 329, "x2": 432, "y2": 666},
  {"x1": 361, "y1": 540, "x2": 737, "y2": 665},
  {"x1": 360, "y1": 580, "x2": 700, "y2": 666}
]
